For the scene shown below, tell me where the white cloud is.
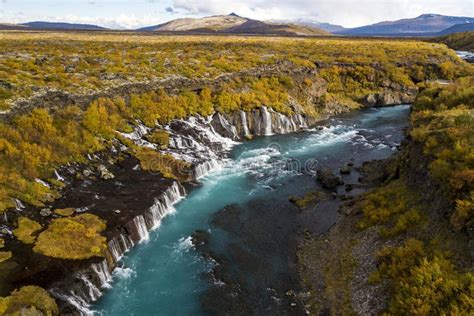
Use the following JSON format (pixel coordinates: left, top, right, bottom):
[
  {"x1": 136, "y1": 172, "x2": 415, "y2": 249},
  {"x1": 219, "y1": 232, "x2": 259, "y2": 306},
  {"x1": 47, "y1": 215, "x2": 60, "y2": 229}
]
[
  {"x1": 172, "y1": 0, "x2": 474, "y2": 27},
  {"x1": 39, "y1": 14, "x2": 167, "y2": 29}
]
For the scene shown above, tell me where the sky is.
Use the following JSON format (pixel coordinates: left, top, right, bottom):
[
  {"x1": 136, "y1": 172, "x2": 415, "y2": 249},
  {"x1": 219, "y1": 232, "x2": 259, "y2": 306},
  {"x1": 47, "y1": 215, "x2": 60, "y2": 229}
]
[{"x1": 0, "y1": 0, "x2": 473, "y2": 29}]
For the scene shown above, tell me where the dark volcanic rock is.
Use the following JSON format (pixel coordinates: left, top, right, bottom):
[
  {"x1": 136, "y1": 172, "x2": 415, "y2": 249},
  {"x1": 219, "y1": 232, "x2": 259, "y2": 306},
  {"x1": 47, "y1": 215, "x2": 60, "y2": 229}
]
[
  {"x1": 340, "y1": 163, "x2": 353, "y2": 175},
  {"x1": 210, "y1": 204, "x2": 242, "y2": 234},
  {"x1": 317, "y1": 168, "x2": 343, "y2": 189}
]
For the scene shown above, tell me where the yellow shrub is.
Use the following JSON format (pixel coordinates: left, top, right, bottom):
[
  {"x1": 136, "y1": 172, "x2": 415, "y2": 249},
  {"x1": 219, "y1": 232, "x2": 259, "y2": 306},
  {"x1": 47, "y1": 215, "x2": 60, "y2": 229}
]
[
  {"x1": 0, "y1": 251, "x2": 11, "y2": 263},
  {"x1": 0, "y1": 286, "x2": 58, "y2": 315},
  {"x1": 33, "y1": 213, "x2": 106, "y2": 259},
  {"x1": 13, "y1": 217, "x2": 42, "y2": 244},
  {"x1": 358, "y1": 180, "x2": 423, "y2": 236},
  {"x1": 374, "y1": 240, "x2": 473, "y2": 315},
  {"x1": 53, "y1": 208, "x2": 75, "y2": 217}
]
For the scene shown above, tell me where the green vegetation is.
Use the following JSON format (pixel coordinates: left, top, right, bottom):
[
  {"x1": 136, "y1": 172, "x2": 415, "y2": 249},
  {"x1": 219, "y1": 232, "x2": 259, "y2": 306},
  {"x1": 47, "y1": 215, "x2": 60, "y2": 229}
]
[
  {"x1": 289, "y1": 191, "x2": 328, "y2": 209},
  {"x1": 132, "y1": 146, "x2": 192, "y2": 181},
  {"x1": 0, "y1": 32, "x2": 466, "y2": 110},
  {"x1": 432, "y1": 31, "x2": 474, "y2": 52},
  {"x1": 0, "y1": 251, "x2": 11, "y2": 263},
  {"x1": 33, "y1": 213, "x2": 106, "y2": 259},
  {"x1": 0, "y1": 285, "x2": 58, "y2": 315},
  {"x1": 411, "y1": 76, "x2": 474, "y2": 230},
  {"x1": 370, "y1": 239, "x2": 473, "y2": 315},
  {"x1": 13, "y1": 217, "x2": 42, "y2": 244},
  {"x1": 53, "y1": 208, "x2": 75, "y2": 217},
  {"x1": 145, "y1": 130, "x2": 170, "y2": 149},
  {"x1": 358, "y1": 180, "x2": 424, "y2": 237}
]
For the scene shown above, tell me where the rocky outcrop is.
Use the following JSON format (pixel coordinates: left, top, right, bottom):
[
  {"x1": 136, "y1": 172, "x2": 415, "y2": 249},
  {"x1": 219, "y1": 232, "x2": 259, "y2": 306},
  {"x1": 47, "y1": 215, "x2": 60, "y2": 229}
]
[
  {"x1": 317, "y1": 168, "x2": 343, "y2": 189},
  {"x1": 363, "y1": 90, "x2": 417, "y2": 107},
  {"x1": 212, "y1": 107, "x2": 307, "y2": 139}
]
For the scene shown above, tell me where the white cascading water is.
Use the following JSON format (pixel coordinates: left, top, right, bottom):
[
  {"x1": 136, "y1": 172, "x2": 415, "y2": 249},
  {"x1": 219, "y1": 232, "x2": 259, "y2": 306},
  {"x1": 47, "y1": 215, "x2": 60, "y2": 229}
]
[
  {"x1": 240, "y1": 110, "x2": 251, "y2": 137},
  {"x1": 274, "y1": 113, "x2": 296, "y2": 134},
  {"x1": 145, "y1": 181, "x2": 185, "y2": 230},
  {"x1": 54, "y1": 170, "x2": 65, "y2": 181},
  {"x1": 50, "y1": 290, "x2": 93, "y2": 316},
  {"x1": 295, "y1": 114, "x2": 307, "y2": 128},
  {"x1": 133, "y1": 216, "x2": 150, "y2": 242},
  {"x1": 35, "y1": 178, "x2": 51, "y2": 188},
  {"x1": 108, "y1": 234, "x2": 134, "y2": 262},
  {"x1": 91, "y1": 261, "x2": 113, "y2": 289},
  {"x1": 14, "y1": 199, "x2": 25, "y2": 211},
  {"x1": 120, "y1": 122, "x2": 156, "y2": 149},
  {"x1": 194, "y1": 159, "x2": 221, "y2": 179},
  {"x1": 261, "y1": 106, "x2": 273, "y2": 136},
  {"x1": 215, "y1": 113, "x2": 239, "y2": 140}
]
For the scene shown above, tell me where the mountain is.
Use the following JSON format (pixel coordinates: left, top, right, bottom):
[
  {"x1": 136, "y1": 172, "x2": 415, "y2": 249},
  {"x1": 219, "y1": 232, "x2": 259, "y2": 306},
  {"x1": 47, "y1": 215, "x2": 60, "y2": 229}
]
[
  {"x1": 21, "y1": 21, "x2": 107, "y2": 30},
  {"x1": 138, "y1": 13, "x2": 329, "y2": 36},
  {"x1": 267, "y1": 18, "x2": 346, "y2": 33},
  {"x1": 139, "y1": 13, "x2": 246, "y2": 32},
  {"x1": 337, "y1": 14, "x2": 474, "y2": 36},
  {"x1": 436, "y1": 23, "x2": 474, "y2": 36},
  {"x1": 0, "y1": 23, "x2": 29, "y2": 30}
]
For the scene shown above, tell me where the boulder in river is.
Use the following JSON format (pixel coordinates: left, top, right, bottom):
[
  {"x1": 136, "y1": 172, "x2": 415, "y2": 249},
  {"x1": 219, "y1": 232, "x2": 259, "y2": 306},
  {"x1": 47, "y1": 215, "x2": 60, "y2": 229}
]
[
  {"x1": 97, "y1": 164, "x2": 115, "y2": 180},
  {"x1": 40, "y1": 208, "x2": 52, "y2": 217},
  {"x1": 340, "y1": 164, "x2": 353, "y2": 175},
  {"x1": 317, "y1": 168, "x2": 343, "y2": 189}
]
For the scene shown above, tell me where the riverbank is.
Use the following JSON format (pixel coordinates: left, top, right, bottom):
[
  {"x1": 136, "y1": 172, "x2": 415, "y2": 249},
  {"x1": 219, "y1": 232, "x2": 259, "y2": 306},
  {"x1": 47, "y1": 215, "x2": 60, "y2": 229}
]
[{"x1": 297, "y1": 77, "x2": 474, "y2": 314}]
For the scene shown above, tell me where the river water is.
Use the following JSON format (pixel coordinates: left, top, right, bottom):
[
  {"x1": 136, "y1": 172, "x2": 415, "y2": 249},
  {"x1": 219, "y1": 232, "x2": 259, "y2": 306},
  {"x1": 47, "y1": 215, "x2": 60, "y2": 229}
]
[{"x1": 94, "y1": 105, "x2": 410, "y2": 315}]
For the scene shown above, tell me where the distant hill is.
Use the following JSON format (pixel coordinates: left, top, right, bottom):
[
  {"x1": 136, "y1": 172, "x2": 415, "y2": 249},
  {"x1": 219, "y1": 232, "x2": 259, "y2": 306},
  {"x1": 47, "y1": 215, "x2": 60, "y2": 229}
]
[
  {"x1": 436, "y1": 23, "x2": 474, "y2": 36},
  {"x1": 337, "y1": 14, "x2": 474, "y2": 36},
  {"x1": 21, "y1": 21, "x2": 107, "y2": 30},
  {"x1": 432, "y1": 31, "x2": 474, "y2": 51},
  {"x1": 138, "y1": 13, "x2": 329, "y2": 36},
  {"x1": 267, "y1": 19, "x2": 345, "y2": 33},
  {"x1": 0, "y1": 23, "x2": 29, "y2": 30}
]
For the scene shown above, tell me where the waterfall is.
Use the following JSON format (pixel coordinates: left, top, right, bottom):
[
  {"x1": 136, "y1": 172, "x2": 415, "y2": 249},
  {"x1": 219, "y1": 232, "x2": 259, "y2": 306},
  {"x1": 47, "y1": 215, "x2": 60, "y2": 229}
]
[
  {"x1": 108, "y1": 234, "x2": 134, "y2": 262},
  {"x1": 145, "y1": 182, "x2": 185, "y2": 230},
  {"x1": 91, "y1": 261, "x2": 112, "y2": 289},
  {"x1": 78, "y1": 273, "x2": 102, "y2": 301},
  {"x1": 51, "y1": 290, "x2": 93, "y2": 316},
  {"x1": 240, "y1": 111, "x2": 250, "y2": 137},
  {"x1": 133, "y1": 216, "x2": 149, "y2": 242},
  {"x1": 194, "y1": 159, "x2": 221, "y2": 179},
  {"x1": 14, "y1": 199, "x2": 25, "y2": 211},
  {"x1": 215, "y1": 113, "x2": 239, "y2": 140},
  {"x1": 120, "y1": 122, "x2": 155, "y2": 149},
  {"x1": 261, "y1": 106, "x2": 273, "y2": 136},
  {"x1": 294, "y1": 114, "x2": 307, "y2": 128},
  {"x1": 54, "y1": 170, "x2": 65, "y2": 181},
  {"x1": 36, "y1": 178, "x2": 51, "y2": 188}
]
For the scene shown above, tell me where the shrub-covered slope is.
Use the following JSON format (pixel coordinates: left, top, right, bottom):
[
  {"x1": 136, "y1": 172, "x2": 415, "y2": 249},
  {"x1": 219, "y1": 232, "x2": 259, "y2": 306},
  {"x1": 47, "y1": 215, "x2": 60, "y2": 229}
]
[{"x1": 298, "y1": 76, "x2": 474, "y2": 314}]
